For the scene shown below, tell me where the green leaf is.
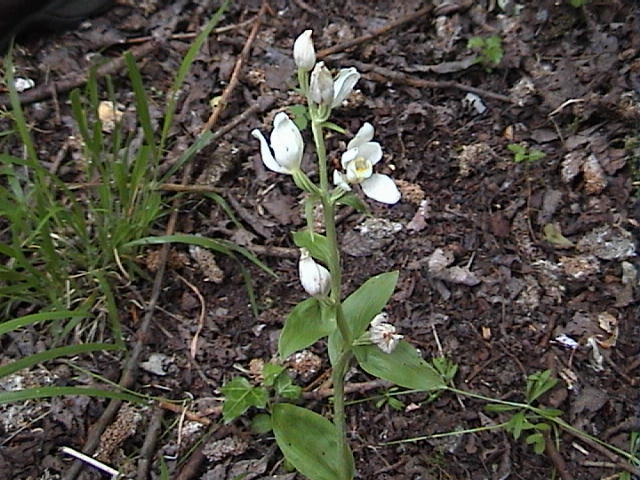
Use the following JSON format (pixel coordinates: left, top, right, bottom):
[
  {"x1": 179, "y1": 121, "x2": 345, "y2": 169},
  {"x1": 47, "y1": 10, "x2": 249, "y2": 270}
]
[
  {"x1": 289, "y1": 105, "x2": 308, "y2": 130},
  {"x1": 278, "y1": 298, "x2": 334, "y2": 358},
  {"x1": 292, "y1": 231, "x2": 331, "y2": 265},
  {"x1": 322, "y1": 121, "x2": 347, "y2": 135},
  {"x1": 336, "y1": 193, "x2": 369, "y2": 213},
  {"x1": 485, "y1": 403, "x2": 520, "y2": 413},
  {"x1": 354, "y1": 341, "x2": 445, "y2": 391},
  {"x1": 343, "y1": 271, "x2": 399, "y2": 338},
  {"x1": 543, "y1": 223, "x2": 575, "y2": 248},
  {"x1": 251, "y1": 413, "x2": 273, "y2": 434},
  {"x1": 526, "y1": 369, "x2": 558, "y2": 404},
  {"x1": 272, "y1": 403, "x2": 354, "y2": 480},
  {"x1": 221, "y1": 377, "x2": 267, "y2": 422},
  {"x1": 539, "y1": 407, "x2": 564, "y2": 418},
  {"x1": 431, "y1": 357, "x2": 458, "y2": 382},
  {"x1": 263, "y1": 363, "x2": 286, "y2": 387},
  {"x1": 124, "y1": 234, "x2": 276, "y2": 277},
  {"x1": 526, "y1": 432, "x2": 546, "y2": 454},
  {"x1": 276, "y1": 379, "x2": 302, "y2": 400}
]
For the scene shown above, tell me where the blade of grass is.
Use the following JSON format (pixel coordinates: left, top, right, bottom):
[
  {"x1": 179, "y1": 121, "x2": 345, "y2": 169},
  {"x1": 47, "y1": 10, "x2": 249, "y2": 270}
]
[
  {"x1": 0, "y1": 310, "x2": 87, "y2": 336},
  {"x1": 0, "y1": 386, "x2": 143, "y2": 405},
  {"x1": 0, "y1": 343, "x2": 122, "y2": 378},
  {"x1": 159, "y1": 0, "x2": 230, "y2": 152}
]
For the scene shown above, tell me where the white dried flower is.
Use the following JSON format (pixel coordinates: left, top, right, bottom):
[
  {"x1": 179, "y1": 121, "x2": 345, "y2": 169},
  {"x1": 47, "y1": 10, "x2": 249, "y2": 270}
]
[{"x1": 369, "y1": 313, "x2": 403, "y2": 354}]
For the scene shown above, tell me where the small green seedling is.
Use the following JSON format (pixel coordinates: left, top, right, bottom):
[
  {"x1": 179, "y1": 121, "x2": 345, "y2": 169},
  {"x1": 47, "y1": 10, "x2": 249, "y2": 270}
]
[
  {"x1": 468, "y1": 35, "x2": 504, "y2": 70},
  {"x1": 569, "y1": 0, "x2": 588, "y2": 7},
  {"x1": 486, "y1": 370, "x2": 563, "y2": 455},
  {"x1": 507, "y1": 143, "x2": 546, "y2": 163},
  {"x1": 375, "y1": 387, "x2": 406, "y2": 411}
]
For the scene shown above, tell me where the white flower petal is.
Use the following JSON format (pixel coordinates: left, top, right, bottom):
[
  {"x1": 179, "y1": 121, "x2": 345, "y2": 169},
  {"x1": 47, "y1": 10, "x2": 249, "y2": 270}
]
[
  {"x1": 309, "y1": 62, "x2": 334, "y2": 107},
  {"x1": 270, "y1": 112, "x2": 303, "y2": 172},
  {"x1": 361, "y1": 174, "x2": 401, "y2": 204},
  {"x1": 293, "y1": 30, "x2": 315, "y2": 71},
  {"x1": 299, "y1": 249, "x2": 331, "y2": 297},
  {"x1": 251, "y1": 129, "x2": 290, "y2": 174},
  {"x1": 333, "y1": 170, "x2": 352, "y2": 191},
  {"x1": 331, "y1": 67, "x2": 360, "y2": 108},
  {"x1": 347, "y1": 122, "x2": 374, "y2": 149},
  {"x1": 357, "y1": 142, "x2": 383, "y2": 166},
  {"x1": 340, "y1": 147, "x2": 358, "y2": 170}
]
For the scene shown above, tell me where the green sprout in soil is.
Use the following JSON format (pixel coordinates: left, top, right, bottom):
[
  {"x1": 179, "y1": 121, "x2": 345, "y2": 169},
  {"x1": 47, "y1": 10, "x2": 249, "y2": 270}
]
[
  {"x1": 508, "y1": 142, "x2": 546, "y2": 163},
  {"x1": 468, "y1": 35, "x2": 504, "y2": 70}
]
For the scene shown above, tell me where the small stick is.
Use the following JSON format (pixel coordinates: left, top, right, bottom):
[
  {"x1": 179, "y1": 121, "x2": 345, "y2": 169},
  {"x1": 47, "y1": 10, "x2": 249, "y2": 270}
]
[
  {"x1": 316, "y1": 5, "x2": 434, "y2": 58},
  {"x1": 125, "y1": 17, "x2": 256, "y2": 45},
  {"x1": 316, "y1": 1, "x2": 471, "y2": 59},
  {"x1": 201, "y1": 2, "x2": 269, "y2": 134},
  {"x1": 157, "y1": 400, "x2": 217, "y2": 425},
  {"x1": 352, "y1": 61, "x2": 515, "y2": 104},
  {"x1": 60, "y1": 447, "x2": 120, "y2": 479},
  {"x1": 136, "y1": 407, "x2": 165, "y2": 480},
  {"x1": 292, "y1": 0, "x2": 322, "y2": 16},
  {"x1": 0, "y1": 41, "x2": 158, "y2": 107},
  {"x1": 303, "y1": 379, "x2": 392, "y2": 400},
  {"x1": 544, "y1": 433, "x2": 573, "y2": 480}
]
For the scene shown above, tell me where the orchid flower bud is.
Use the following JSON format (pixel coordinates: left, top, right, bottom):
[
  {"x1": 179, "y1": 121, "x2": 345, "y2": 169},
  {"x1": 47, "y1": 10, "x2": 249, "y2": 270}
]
[
  {"x1": 298, "y1": 248, "x2": 331, "y2": 298},
  {"x1": 251, "y1": 112, "x2": 303, "y2": 175},
  {"x1": 309, "y1": 62, "x2": 334, "y2": 108},
  {"x1": 293, "y1": 30, "x2": 316, "y2": 72}
]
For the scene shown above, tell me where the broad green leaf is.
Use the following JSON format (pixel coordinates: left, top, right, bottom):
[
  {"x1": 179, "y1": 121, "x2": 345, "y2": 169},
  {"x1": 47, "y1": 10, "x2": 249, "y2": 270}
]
[
  {"x1": 343, "y1": 271, "x2": 399, "y2": 338},
  {"x1": 221, "y1": 377, "x2": 267, "y2": 423},
  {"x1": 354, "y1": 341, "x2": 445, "y2": 391},
  {"x1": 292, "y1": 231, "x2": 331, "y2": 265},
  {"x1": 288, "y1": 105, "x2": 308, "y2": 130},
  {"x1": 251, "y1": 413, "x2": 273, "y2": 434},
  {"x1": 278, "y1": 298, "x2": 334, "y2": 359},
  {"x1": 272, "y1": 403, "x2": 354, "y2": 480}
]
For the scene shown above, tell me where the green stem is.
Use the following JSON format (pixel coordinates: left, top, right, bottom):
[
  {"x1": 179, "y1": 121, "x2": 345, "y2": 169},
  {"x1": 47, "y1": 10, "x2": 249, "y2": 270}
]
[{"x1": 311, "y1": 117, "x2": 353, "y2": 478}]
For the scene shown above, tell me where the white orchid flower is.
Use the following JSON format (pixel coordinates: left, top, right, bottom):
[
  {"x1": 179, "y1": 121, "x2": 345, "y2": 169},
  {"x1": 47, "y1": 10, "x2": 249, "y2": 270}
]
[
  {"x1": 334, "y1": 123, "x2": 401, "y2": 204},
  {"x1": 293, "y1": 30, "x2": 316, "y2": 72},
  {"x1": 251, "y1": 112, "x2": 303, "y2": 175},
  {"x1": 298, "y1": 248, "x2": 331, "y2": 298},
  {"x1": 331, "y1": 67, "x2": 360, "y2": 108},
  {"x1": 369, "y1": 313, "x2": 403, "y2": 354},
  {"x1": 309, "y1": 62, "x2": 334, "y2": 107}
]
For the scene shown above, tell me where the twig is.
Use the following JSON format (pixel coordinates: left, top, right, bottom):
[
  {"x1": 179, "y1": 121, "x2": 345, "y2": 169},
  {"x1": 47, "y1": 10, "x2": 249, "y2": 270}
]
[
  {"x1": 0, "y1": 41, "x2": 159, "y2": 107},
  {"x1": 316, "y1": 2, "x2": 471, "y2": 59},
  {"x1": 201, "y1": 2, "x2": 269, "y2": 134},
  {"x1": 303, "y1": 378, "x2": 392, "y2": 400},
  {"x1": 351, "y1": 61, "x2": 515, "y2": 104},
  {"x1": 560, "y1": 424, "x2": 640, "y2": 477},
  {"x1": 157, "y1": 401, "x2": 217, "y2": 425},
  {"x1": 292, "y1": 0, "x2": 322, "y2": 16},
  {"x1": 125, "y1": 17, "x2": 256, "y2": 45},
  {"x1": 136, "y1": 407, "x2": 165, "y2": 480},
  {"x1": 175, "y1": 273, "x2": 206, "y2": 360},
  {"x1": 545, "y1": 433, "x2": 573, "y2": 480}
]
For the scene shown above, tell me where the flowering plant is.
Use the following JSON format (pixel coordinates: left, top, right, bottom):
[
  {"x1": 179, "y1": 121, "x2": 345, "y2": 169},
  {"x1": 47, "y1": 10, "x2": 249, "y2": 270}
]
[{"x1": 225, "y1": 30, "x2": 445, "y2": 480}]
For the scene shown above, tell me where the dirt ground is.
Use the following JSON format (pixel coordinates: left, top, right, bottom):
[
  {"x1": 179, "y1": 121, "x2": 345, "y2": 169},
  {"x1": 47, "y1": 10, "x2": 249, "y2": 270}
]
[{"x1": 1, "y1": 0, "x2": 639, "y2": 479}]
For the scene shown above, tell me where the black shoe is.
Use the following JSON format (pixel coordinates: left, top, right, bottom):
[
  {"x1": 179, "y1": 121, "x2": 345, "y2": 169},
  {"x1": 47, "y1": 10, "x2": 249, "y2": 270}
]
[{"x1": 0, "y1": 0, "x2": 114, "y2": 53}]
